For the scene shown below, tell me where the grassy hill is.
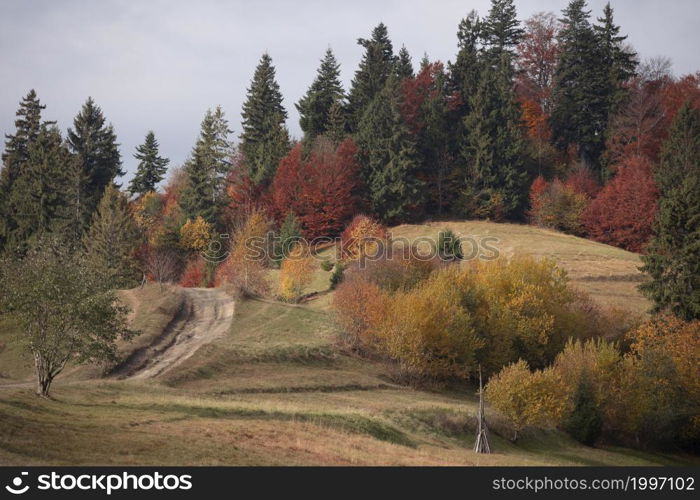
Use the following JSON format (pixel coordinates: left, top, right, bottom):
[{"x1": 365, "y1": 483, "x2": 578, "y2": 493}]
[{"x1": 0, "y1": 221, "x2": 689, "y2": 466}]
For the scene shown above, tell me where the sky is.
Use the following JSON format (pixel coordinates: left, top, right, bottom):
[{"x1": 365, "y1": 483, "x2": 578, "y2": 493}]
[{"x1": 1, "y1": 0, "x2": 698, "y2": 183}]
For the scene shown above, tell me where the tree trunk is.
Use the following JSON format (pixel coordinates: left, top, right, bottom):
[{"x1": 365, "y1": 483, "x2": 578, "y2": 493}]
[{"x1": 34, "y1": 358, "x2": 53, "y2": 398}]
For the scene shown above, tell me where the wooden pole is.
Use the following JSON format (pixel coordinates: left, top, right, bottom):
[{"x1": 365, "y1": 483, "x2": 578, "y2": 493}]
[{"x1": 474, "y1": 365, "x2": 491, "y2": 454}]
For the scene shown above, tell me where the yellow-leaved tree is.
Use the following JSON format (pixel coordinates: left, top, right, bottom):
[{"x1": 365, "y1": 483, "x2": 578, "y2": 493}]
[
  {"x1": 485, "y1": 359, "x2": 568, "y2": 441},
  {"x1": 278, "y1": 243, "x2": 316, "y2": 302},
  {"x1": 180, "y1": 216, "x2": 213, "y2": 252}
]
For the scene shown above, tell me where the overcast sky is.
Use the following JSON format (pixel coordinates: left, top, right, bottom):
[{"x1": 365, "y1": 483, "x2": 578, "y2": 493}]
[{"x1": 1, "y1": 0, "x2": 698, "y2": 182}]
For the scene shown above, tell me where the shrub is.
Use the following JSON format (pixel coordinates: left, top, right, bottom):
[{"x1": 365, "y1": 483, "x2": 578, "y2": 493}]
[
  {"x1": 278, "y1": 244, "x2": 316, "y2": 302},
  {"x1": 376, "y1": 267, "x2": 484, "y2": 380},
  {"x1": 179, "y1": 257, "x2": 214, "y2": 288},
  {"x1": 320, "y1": 260, "x2": 334, "y2": 272},
  {"x1": 215, "y1": 209, "x2": 271, "y2": 298},
  {"x1": 329, "y1": 261, "x2": 345, "y2": 289},
  {"x1": 529, "y1": 179, "x2": 589, "y2": 234},
  {"x1": 339, "y1": 215, "x2": 388, "y2": 262},
  {"x1": 332, "y1": 273, "x2": 389, "y2": 348},
  {"x1": 437, "y1": 229, "x2": 463, "y2": 260},
  {"x1": 485, "y1": 360, "x2": 568, "y2": 441}
]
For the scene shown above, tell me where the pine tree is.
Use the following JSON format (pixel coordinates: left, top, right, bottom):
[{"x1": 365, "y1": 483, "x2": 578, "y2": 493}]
[
  {"x1": 0, "y1": 90, "x2": 52, "y2": 250},
  {"x1": 180, "y1": 106, "x2": 233, "y2": 225},
  {"x1": 462, "y1": 56, "x2": 530, "y2": 219},
  {"x1": 357, "y1": 75, "x2": 422, "y2": 223},
  {"x1": 347, "y1": 23, "x2": 396, "y2": 132},
  {"x1": 67, "y1": 97, "x2": 123, "y2": 231},
  {"x1": 395, "y1": 46, "x2": 414, "y2": 79},
  {"x1": 129, "y1": 131, "x2": 169, "y2": 196},
  {"x1": 83, "y1": 184, "x2": 141, "y2": 288},
  {"x1": 296, "y1": 48, "x2": 345, "y2": 141},
  {"x1": 240, "y1": 53, "x2": 290, "y2": 186},
  {"x1": 482, "y1": 0, "x2": 524, "y2": 66},
  {"x1": 550, "y1": 0, "x2": 611, "y2": 172},
  {"x1": 640, "y1": 103, "x2": 700, "y2": 320}
]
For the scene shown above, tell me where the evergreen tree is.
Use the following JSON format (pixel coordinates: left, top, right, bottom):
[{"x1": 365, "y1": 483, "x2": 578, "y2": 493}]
[
  {"x1": 564, "y1": 380, "x2": 603, "y2": 446},
  {"x1": 274, "y1": 212, "x2": 303, "y2": 264},
  {"x1": 395, "y1": 45, "x2": 414, "y2": 79},
  {"x1": 550, "y1": 0, "x2": 609, "y2": 172},
  {"x1": 128, "y1": 131, "x2": 169, "y2": 196},
  {"x1": 180, "y1": 106, "x2": 233, "y2": 225},
  {"x1": 347, "y1": 23, "x2": 396, "y2": 132},
  {"x1": 640, "y1": 103, "x2": 700, "y2": 320},
  {"x1": 449, "y1": 10, "x2": 483, "y2": 107},
  {"x1": 462, "y1": 56, "x2": 529, "y2": 219},
  {"x1": 594, "y1": 3, "x2": 637, "y2": 114},
  {"x1": 6, "y1": 125, "x2": 76, "y2": 251},
  {"x1": 296, "y1": 48, "x2": 345, "y2": 141},
  {"x1": 67, "y1": 97, "x2": 123, "y2": 231},
  {"x1": 481, "y1": 0, "x2": 524, "y2": 65},
  {"x1": 357, "y1": 75, "x2": 422, "y2": 223},
  {"x1": 326, "y1": 101, "x2": 347, "y2": 146},
  {"x1": 83, "y1": 184, "x2": 140, "y2": 289},
  {"x1": 0, "y1": 90, "x2": 52, "y2": 250},
  {"x1": 240, "y1": 53, "x2": 290, "y2": 186}
]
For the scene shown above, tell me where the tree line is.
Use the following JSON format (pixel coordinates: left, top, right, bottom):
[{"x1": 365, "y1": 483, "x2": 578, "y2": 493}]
[{"x1": 1, "y1": 0, "x2": 698, "y2": 321}]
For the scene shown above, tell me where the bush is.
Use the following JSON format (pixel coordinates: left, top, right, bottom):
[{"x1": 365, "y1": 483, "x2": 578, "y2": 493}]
[
  {"x1": 564, "y1": 379, "x2": 603, "y2": 446},
  {"x1": 437, "y1": 229, "x2": 463, "y2": 260},
  {"x1": 332, "y1": 273, "x2": 388, "y2": 348},
  {"x1": 529, "y1": 179, "x2": 589, "y2": 234},
  {"x1": 339, "y1": 215, "x2": 388, "y2": 262},
  {"x1": 329, "y1": 261, "x2": 345, "y2": 289},
  {"x1": 485, "y1": 360, "x2": 568, "y2": 441},
  {"x1": 376, "y1": 267, "x2": 484, "y2": 380},
  {"x1": 320, "y1": 260, "x2": 334, "y2": 272},
  {"x1": 179, "y1": 257, "x2": 208, "y2": 288},
  {"x1": 277, "y1": 244, "x2": 316, "y2": 302},
  {"x1": 215, "y1": 209, "x2": 271, "y2": 298}
]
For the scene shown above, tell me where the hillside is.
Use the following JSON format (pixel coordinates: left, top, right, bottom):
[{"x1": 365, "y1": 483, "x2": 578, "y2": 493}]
[{"x1": 0, "y1": 222, "x2": 688, "y2": 466}]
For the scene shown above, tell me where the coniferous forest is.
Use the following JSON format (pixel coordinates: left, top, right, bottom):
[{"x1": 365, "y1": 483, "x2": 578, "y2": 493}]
[{"x1": 0, "y1": 0, "x2": 699, "y2": 467}]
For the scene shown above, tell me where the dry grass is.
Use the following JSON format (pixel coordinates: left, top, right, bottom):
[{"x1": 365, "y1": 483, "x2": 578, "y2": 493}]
[{"x1": 0, "y1": 221, "x2": 679, "y2": 466}]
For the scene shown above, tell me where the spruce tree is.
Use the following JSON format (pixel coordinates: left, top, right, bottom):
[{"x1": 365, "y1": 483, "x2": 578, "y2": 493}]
[
  {"x1": 67, "y1": 97, "x2": 123, "y2": 231},
  {"x1": 462, "y1": 55, "x2": 529, "y2": 219},
  {"x1": 640, "y1": 103, "x2": 700, "y2": 320},
  {"x1": 395, "y1": 46, "x2": 414, "y2": 79},
  {"x1": 296, "y1": 48, "x2": 345, "y2": 141},
  {"x1": 481, "y1": 0, "x2": 524, "y2": 65},
  {"x1": 594, "y1": 3, "x2": 637, "y2": 114},
  {"x1": 357, "y1": 75, "x2": 422, "y2": 223},
  {"x1": 0, "y1": 90, "x2": 52, "y2": 250},
  {"x1": 449, "y1": 10, "x2": 483, "y2": 109},
  {"x1": 83, "y1": 184, "x2": 141, "y2": 289},
  {"x1": 180, "y1": 106, "x2": 233, "y2": 225},
  {"x1": 326, "y1": 101, "x2": 347, "y2": 146},
  {"x1": 7, "y1": 125, "x2": 76, "y2": 251},
  {"x1": 240, "y1": 53, "x2": 290, "y2": 186},
  {"x1": 129, "y1": 131, "x2": 169, "y2": 196},
  {"x1": 274, "y1": 212, "x2": 303, "y2": 264},
  {"x1": 347, "y1": 23, "x2": 396, "y2": 132},
  {"x1": 550, "y1": 0, "x2": 609, "y2": 172}
]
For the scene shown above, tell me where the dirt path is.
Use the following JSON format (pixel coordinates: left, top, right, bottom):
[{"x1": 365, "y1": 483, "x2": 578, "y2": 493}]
[{"x1": 110, "y1": 288, "x2": 234, "y2": 380}]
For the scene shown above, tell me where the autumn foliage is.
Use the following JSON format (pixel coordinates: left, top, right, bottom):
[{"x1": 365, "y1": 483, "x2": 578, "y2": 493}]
[
  {"x1": 582, "y1": 156, "x2": 658, "y2": 252},
  {"x1": 339, "y1": 214, "x2": 388, "y2": 262},
  {"x1": 270, "y1": 138, "x2": 362, "y2": 239},
  {"x1": 277, "y1": 243, "x2": 316, "y2": 302}
]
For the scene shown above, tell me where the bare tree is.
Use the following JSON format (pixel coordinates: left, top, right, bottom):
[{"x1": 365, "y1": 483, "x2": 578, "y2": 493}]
[{"x1": 144, "y1": 248, "x2": 181, "y2": 291}]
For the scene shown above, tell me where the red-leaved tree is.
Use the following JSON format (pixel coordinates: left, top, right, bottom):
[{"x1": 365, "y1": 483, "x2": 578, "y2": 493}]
[
  {"x1": 270, "y1": 138, "x2": 362, "y2": 239},
  {"x1": 582, "y1": 156, "x2": 658, "y2": 252}
]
